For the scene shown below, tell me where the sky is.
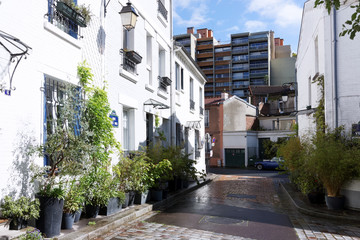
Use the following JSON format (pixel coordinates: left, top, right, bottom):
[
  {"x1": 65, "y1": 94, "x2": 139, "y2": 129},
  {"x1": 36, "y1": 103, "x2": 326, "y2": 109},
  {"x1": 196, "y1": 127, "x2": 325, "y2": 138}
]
[{"x1": 173, "y1": 0, "x2": 306, "y2": 53}]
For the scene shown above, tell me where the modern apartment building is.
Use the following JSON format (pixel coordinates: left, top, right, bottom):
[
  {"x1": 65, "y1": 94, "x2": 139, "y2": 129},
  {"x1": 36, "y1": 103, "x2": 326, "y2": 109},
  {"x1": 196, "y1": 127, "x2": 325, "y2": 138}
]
[{"x1": 175, "y1": 28, "x2": 282, "y2": 100}]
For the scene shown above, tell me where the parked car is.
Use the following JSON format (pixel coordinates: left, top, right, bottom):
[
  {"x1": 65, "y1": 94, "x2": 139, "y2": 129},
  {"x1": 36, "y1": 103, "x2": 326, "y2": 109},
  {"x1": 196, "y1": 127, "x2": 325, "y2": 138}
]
[{"x1": 254, "y1": 157, "x2": 283, "y2": 170}]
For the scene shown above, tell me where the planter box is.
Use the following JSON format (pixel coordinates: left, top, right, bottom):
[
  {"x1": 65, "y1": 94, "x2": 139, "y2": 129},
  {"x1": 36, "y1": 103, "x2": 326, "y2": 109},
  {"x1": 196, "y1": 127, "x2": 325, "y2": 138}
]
[
  {"x1": 99, "y1": 197, "x2": 122, "y2": 216},
  {"x1": 85, "y1": 204, "x2": 100, "y2": 218},
  {"x1": 126, "y1": 50, "x2": 142, "y2": 64},
  {"x1": 134, "y1": 191, "x2": 148, "y2": 205},
  {"x1": 56, "y1": 2, "x2": 87, "y2": 27},
  {"x1": 9, "y1": 218, "x2": 27, "y2": 230}
]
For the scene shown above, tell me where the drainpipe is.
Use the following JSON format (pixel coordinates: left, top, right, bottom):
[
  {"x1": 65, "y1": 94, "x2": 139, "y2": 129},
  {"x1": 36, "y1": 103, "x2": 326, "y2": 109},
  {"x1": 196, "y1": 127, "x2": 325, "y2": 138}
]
[
  {"x1": 170, "y1": 0, "x2": 175, "y2": 145},
  {"x1": 333, "y1": 6, "x2": 339, "y2": 128}
]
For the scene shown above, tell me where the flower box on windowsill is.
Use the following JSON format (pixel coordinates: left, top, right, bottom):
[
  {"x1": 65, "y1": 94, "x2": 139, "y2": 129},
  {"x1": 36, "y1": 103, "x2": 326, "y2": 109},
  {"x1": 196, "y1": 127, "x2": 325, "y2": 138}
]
[
  {"x1": 56, "y1": 2, "x2": 87, "y2": 27},
  {"x1": 125, "y1": 50, "x2": 142, "y2": 64},
  {"x1": 161, "y1": 77, "x2": 172, "y2": 86}
]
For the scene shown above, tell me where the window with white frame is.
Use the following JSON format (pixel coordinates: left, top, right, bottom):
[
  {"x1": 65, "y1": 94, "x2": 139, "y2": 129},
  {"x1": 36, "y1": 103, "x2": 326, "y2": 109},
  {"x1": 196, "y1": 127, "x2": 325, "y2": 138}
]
[
  {"x1": 205, "y1": 110, "x2": 209, "y2": 127},
  {"x1": 146, "y1": 34, "x2": 152, "y2": 85},
  {"x1": 199, "y1": 87, "x2": 203, "y2": 115},
  {"x1": 190, "y1": 78, "x2": 194, "y2": 110},
  {"x1": 175, "y1": 62, "x2": 180, "y2": 90},
  {"x1": 122, "y1": 109, "x2": 129, "y2": 151}
]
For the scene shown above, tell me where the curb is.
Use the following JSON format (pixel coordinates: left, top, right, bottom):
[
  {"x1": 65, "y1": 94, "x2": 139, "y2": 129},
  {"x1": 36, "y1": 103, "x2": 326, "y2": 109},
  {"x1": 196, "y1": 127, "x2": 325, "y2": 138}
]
[
  {"x1": 280, "y1": 182, "x2": 360, "y2": 223},
  {"x1": 57, "y1": 176, "x2": 215, "y2": 240}
]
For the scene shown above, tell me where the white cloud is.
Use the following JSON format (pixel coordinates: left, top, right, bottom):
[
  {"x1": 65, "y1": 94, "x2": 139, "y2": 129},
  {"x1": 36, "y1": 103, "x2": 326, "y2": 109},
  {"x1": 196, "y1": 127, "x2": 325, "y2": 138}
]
[
  {"x1": 174, "y1": 0, "x2": 211, "y2": 28},
  {"x1": 244, "y1": 20, "x2": 267, "y2": 32},
  {"x1": 247, "y1": 0, "x2": 302, "y2": 28},
  {"x1": 225, "y1": 26, "x2": 240, "y2": 32}
]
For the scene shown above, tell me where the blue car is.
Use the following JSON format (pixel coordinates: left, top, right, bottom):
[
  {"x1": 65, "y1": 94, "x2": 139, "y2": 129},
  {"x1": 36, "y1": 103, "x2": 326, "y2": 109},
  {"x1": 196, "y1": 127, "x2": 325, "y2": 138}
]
[{"x1": 255, "y1": 157, "x2": 283, "y2": 170}]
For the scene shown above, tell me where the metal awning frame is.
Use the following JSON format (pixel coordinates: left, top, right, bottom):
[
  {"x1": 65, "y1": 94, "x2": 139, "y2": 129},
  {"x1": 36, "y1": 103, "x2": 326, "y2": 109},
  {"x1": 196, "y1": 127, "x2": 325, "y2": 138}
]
[{"x1": 143, "y1": 98, "x2": 169, "y2": 109}]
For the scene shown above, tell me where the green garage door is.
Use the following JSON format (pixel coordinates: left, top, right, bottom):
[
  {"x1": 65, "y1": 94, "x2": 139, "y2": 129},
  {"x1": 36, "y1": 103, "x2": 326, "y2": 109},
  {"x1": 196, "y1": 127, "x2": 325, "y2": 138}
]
[{"x1": 225, "y1": 148, "x2": 245, "y2": 167}]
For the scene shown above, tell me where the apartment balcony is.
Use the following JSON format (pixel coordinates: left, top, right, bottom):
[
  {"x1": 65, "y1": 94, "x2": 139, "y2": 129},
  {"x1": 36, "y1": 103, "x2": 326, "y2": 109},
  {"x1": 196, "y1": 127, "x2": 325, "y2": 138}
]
[
  {"x1": 158, "y1": 0, "x2": 168, "y2": 20},
  {"x1": 232, "y1": 76, "x2": 249, "y2": 81},
  {"x1": 231, "y1": 39, "x2": 248, "y2": 45},
  {"x1": 232, "y1": 67, "x2": 249, "y2": 72},
  {"x1": 232, "y1": 49, "x2": 248, "y2": 54},
  {"x1": 190, "y1": 100, "x2": 195, "y2": 110},
  {"x1": 200, "y1": 106, "x2": 204, "y2": 115},
  {"x1": 250, "y1": 72, "x2": 268, "y2": 78},
  {"x1": 249, "y1": 63, "x2": 268, "y2": 69},
  {"x1": 249, "y1": 54, "x2": 268, "y2": 60},
  {"x1": 158, "y1": 76, "x2": 171, "y2": 92},
  {"x1": 176, "y1": 39, "x2": 191, "y2": 46},
  {"x1": 249, "y1": 35, "x2": 268, "y2": 42},
  {"x1": 249, "y1": 45, "x2": 268, "y2": 51},
  {"x1": 195, "y1": 150, "x2": 201, "y2": 158}
]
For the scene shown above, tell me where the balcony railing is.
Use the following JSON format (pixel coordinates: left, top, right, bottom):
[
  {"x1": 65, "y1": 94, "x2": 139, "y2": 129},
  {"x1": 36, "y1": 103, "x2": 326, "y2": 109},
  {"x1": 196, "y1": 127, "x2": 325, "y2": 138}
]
[
  {"x1": 48, "y1": 1, "x2": 81, "y2": 39},
  {"x1": 249, "y1": 63, "x2": 268, "y2": 69},
  {"x1": 158, "y1": 76, "x2": 171, "y2": 92},
  {"x1": 249, "y1": 54, "x2": 268, "y2": 60},
  {"x1": 190, "y1": 100, "x2": 195, "y2": 110},
  {"x1": 195, "y1": 150, "x2": 201, "y2": 158},
  {"x1": 121, "y1": 49, "x2": 142, "y2": 74},
  {"x1": 158, "y1": 0, "x2": 168, "y2": 20},
  {"x1": 200, "y1": 106, "x2": 204, "y2": 115},
  {"x1": 249, "y1": 44, "x2": 268, "y2": 51}
]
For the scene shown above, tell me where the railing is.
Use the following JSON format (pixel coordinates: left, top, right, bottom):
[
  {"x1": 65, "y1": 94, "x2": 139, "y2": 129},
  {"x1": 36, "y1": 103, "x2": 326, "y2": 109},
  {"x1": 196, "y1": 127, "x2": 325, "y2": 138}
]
[
  {"x1": 232, "y1": 49, "x2": 248, "y2": 54},
  {"x1": 250, "y1": 72, "x2": 268, "y2": 78},
  {"x1": 190, "y1": 100, "x2": 195, "y2": 110},
  {"x1": 249, "y1": 44, "x2": 268, "y2": 50},
  {"x1": 158, "y1": 0, "x2": 168, "y2": 20},
  {"x1": 200, "y1": 106, "x2": 204, "y2": 115},
  {"x1": 47, "y1": 1, "x2": 80, "y2": 39},
  {"x1": 232, "y1": 66, "x2": 248, "y2": 72},
  {"x1": 249, "y1": 54, "x2": 268, "y2": 60},
  {"x1": 232, "y1": 39, "x2": 248, "y2": 45},
  {"x1": 158, "y1": 76, "x2": 171, "y2": 92},
  {"x1": 195, "y1": 150, "x2": 201, "y2": 158},
  {"x1": 250, "y1": 63, "x2": 268, "y2": 69}
]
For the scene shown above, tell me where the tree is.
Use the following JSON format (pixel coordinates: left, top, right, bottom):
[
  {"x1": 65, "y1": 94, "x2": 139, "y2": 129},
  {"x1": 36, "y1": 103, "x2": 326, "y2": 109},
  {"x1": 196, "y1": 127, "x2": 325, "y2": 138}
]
[{"x1": 314, "y1": 0, "x2": 360, "y2": 39}]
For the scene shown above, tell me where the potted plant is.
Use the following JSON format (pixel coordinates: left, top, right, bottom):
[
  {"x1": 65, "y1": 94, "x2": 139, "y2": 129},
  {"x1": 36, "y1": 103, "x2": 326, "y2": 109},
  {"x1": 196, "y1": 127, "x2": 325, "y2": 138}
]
[
  {"x1": 0, "y1": 196, "x2": 40, "y2": 230},
  {"x1": 307, "y1": 128, "x2": 360, "y2": 210},
  {"x1": 61, "y1": 179, "x2": 85, "y2": 229},
  {"x1": 56, "y1": 0, "x2": 92, "y2": 27},
  {"x1": 113, "y1": 156, "x2": 134, "y2": 208},
  {"x1": 99, "y1": 176, "x2": 126, "y2": 216},
  {"x1": 125, "y1": 50, "x2": 142, "y2": 64},
  {"x1": 19, "y1": 228, "x2": 44, "y2": 240}
]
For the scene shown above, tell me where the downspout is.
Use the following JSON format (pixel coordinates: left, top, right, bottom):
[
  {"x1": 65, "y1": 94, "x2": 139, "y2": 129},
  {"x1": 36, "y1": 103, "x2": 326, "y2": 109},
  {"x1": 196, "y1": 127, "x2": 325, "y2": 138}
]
[
  {"x1": 333, "y1": 6, "x2": 339, "y2": 128},
  {"x1": 170, "y1": 0, "x2": 175, "y2": 145}
]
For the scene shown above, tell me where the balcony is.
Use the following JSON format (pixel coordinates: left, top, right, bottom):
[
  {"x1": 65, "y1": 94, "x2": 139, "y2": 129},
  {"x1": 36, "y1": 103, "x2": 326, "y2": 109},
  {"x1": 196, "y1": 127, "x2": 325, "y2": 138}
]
[
  {"x1": 250, "y1": 72, "x2": 268, "y2": 78},
  {"x1": 231, "y1": 39, "x2": 248, "y2": 45},
  {"x1": 232, "y1": 49, "x2": 248, "y2": 54},
  {"x1": 249, "y1": 44, "x2": 268, "y2": 51},
  {"x1": 250, "y1": 63, "x2": 268, "y2": 69},
  {"x1": 158, "y1": 76, "x2": 171, "y2": 92},
  {"x1": 158, "y1": 0, "x2": 168, "y2": 20},
  {"x1": 195, "y1": 150, "x2": 201, "y2": 158},
  {"x1": 125, "y1": 50, "x2": 142, "y2": 64},
  {"x1": 190, "y1": 99, "x2": 195, "y2": 110},
  {"x1": 249, "y1": 54, "x2": 268, "y2": 60},
  {"x1": 200, "y1": 106, "x2": 204, "y2": 115},
  {"x1": 121, "y1": 49, "x2": 142, "y2": 74}
]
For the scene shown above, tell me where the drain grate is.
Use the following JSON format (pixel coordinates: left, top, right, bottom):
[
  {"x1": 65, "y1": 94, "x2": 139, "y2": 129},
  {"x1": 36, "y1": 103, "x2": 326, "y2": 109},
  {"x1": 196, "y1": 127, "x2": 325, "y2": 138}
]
[
  {"x1": 227, "y1": 194, "x2": 256, "y2": 199},
  {"x1": 200, "y1": 215, "x2": 248, "y2": 226}
]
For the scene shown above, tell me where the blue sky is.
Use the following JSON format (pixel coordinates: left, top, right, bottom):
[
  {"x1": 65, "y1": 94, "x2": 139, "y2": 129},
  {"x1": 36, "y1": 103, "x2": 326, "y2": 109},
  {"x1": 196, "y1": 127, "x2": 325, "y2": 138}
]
[{"x1": 173, "y1": 0, "x2": 306, "y2": 53}]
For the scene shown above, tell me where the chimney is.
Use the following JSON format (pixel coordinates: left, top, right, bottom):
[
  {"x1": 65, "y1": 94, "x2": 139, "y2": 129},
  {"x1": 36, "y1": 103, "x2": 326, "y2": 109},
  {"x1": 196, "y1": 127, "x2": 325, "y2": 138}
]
[
  {"x1": 280, "y1": 39, "x2": 284, "y2": 46},
  {"x1": 197, "y1": 28, "x2": 208, "y2": 38},
  {"x1": 187, "y1": 27, "x2": 194, "y2": 34},
  {"x1": 208, "y1": 29, "x2": 213, "y2": 37},
  {"x1": 221, "y1": 92, "x2": 229, "y2": 100}
]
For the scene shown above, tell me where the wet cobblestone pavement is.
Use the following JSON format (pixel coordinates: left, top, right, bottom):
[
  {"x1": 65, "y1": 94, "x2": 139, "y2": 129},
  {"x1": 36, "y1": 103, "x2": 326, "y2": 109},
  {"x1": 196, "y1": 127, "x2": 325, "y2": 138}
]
[{"x1": 92, "y1": 173, "x2": 360, "y2": 240}]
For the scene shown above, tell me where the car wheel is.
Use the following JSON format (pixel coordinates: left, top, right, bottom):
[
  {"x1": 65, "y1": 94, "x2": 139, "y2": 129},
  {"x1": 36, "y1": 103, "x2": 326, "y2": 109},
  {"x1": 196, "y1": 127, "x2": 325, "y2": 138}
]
[{"x1": 256, "y1": 164, "x2": 263, "y2": 170}]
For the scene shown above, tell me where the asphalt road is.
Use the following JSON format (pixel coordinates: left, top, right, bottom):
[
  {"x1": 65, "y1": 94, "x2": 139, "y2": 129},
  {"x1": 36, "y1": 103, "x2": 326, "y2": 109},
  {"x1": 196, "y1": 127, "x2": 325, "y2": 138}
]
[{"x1": 147, "y1": 168, "x2": 297, "y2": 240}]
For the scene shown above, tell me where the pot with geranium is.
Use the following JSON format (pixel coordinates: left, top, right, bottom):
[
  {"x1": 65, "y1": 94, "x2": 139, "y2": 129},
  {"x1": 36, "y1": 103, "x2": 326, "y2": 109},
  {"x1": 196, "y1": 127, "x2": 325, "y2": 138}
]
[
  {"x1": 0, "y1": 196, "x2": 40, "y2": 230},
  {"x1": 61, "y1": 179, "x2": 85, "y2": 229},
  {"x1": 307, "y1": 127, "x2": 360, "y2": 210}
]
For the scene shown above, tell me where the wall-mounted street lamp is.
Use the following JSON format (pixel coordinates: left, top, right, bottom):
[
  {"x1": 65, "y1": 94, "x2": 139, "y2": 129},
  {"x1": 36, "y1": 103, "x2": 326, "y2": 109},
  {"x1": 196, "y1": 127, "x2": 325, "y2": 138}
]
[{"x1": 119, "y1": 1, "x2": 138, "y2": 30}]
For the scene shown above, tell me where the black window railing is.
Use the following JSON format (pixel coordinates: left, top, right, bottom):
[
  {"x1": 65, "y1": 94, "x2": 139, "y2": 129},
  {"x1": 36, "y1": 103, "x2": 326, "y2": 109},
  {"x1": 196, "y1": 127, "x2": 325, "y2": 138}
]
[
  {"x1": 158, "y1": 0, "x2": 168, "y2": 20},
  {"x1": 190, "y1": 100, "x2": 195, "y2": 110},
  {"x1": 200, "y1": 106, "x2": 204, "y2": 115},
  {"x1": 48, "y1": 1, "x2": 81, "y2": 39}
]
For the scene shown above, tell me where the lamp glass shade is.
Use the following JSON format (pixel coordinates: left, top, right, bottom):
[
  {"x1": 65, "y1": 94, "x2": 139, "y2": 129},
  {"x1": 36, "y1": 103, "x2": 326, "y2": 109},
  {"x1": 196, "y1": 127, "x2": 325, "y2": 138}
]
[
  {"x1": 282, "y1": 95, "x2": 288, "y2": 102},
  {"x1": 120, "y1": 2, "x2": 138, "y2": 30}
]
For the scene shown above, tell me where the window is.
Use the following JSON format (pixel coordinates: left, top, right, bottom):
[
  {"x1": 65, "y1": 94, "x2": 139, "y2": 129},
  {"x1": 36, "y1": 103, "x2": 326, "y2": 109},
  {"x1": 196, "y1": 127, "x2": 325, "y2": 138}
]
[
  {"x1": 314, "y1": 36, "x2": 319, "y2": 73},
  {"x1": 158, "y1": 0, "x2": 168, "y2": 20},
  {"x1": 190, "y1": 78, "x2": 194, "y2": 110},
  {"x1": 175, "y1": 62, "x2": 183, "y2": 91},
  {"x1": 205, "y1": 110, "x2": 209, "y2": 127},
  {"x1": 146, "y1": 34, "x2": 152, "y2": 85},
  {"x1": 158, "y1": 47, "x2": 165, "y2": 77},
  {"x1": 232, "y1": 55, "x2": 248, "y2": 62},
  {"x1": 123, "y1": 109, "x2": 129, "y2": 151},
  {"x1": 122, "y1": 29, "x2": 139, "y2": 74},
  {"x1": 48, "y1": 0, "x2": 81, "y2": 39},
  {"x1": 199, "y1": 87, "x2": 203, "y2": 115}
]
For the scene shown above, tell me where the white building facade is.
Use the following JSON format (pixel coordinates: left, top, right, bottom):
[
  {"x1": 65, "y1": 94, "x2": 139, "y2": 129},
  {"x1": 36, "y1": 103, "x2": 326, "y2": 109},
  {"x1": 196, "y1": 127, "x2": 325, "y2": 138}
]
[
  {"x1": 296, "y1": 0, "x2": 360, "y2": 209},
  {"x1": 173, "y1": 46, "x2": 206, "y2": 174}
]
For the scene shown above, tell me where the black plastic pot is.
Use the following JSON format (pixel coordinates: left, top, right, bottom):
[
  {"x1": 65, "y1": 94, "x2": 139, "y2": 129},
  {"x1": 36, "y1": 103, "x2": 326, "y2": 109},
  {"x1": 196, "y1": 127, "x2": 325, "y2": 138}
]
[
  {"x1": 9, "y1": 218, "x2": 27, "y2": 230},
  {"x1": 325, "y1": 196, "x2": 345, "y2": 210},
  {"x1": 36, "y1": 195, "x2": 64, "y2": 238},
  {"x1": 74, "y1": 209, "x2": 82, "y2": 223},
  {"x1": 134, "y1": 191, "x2": 148, "y2": 205},
  {"x1": 122, "y1": 192, "x2": 130, "y2": 208},
  {"x1": 150, "y1": 189, "x2": 163, "y2": 202},
  {"x1": 128, "y1": 191, "x2": 135, "y2": 206},
  {"x1": 85, "y1": 204, "x2": 100, "y2": 218},
  {"x1": 61, "y1": 212, "x2": 75, "y2": 229},
  {"x1": 307, "y1": 192, "x2": 325, "y2": 204},
  {"x1": 99, "y1": 197, "x2": 122, "y2": 216},
  {"x1": 163, "y1": 189, "x2": 169, "y2": 199}
]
